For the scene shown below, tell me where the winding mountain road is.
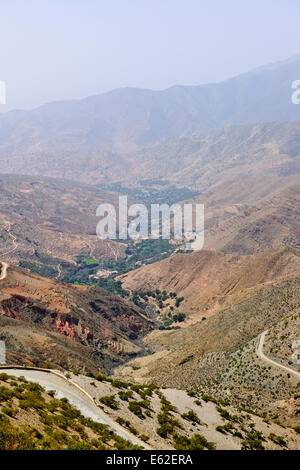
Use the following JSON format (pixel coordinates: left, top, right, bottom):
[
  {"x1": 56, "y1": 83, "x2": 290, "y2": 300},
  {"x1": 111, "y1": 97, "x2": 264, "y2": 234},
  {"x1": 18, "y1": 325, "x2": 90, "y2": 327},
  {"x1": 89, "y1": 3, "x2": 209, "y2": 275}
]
[
  {"x1": 256, "y1": 331, "x2": 300, "y2": 379},
  {"x1": 1, "y1": 222, "x2": 18, "y2": 257},
  {"x1": 0, "y1": 367, "x2": 151, "y2": 449}
]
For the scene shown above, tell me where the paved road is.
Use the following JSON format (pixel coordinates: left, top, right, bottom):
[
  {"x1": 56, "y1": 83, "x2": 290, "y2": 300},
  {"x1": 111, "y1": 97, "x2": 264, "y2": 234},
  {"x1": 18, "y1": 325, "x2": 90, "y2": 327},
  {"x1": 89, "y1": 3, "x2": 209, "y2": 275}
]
[
  {"x1": 256, "y1": 331, "x2": 300, "y2": 379},
  {"x1": 0, "y1": 368, "x2": 151, "y2": 449},
  {"x1": 0, "y1": 262, "x2": 8, "y2": 280}
]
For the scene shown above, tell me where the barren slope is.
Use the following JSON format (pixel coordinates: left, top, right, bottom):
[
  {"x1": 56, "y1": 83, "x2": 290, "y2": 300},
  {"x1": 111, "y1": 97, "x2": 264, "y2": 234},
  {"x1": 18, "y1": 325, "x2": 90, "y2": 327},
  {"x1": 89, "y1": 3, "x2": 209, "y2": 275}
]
[
  {"x1": 115, "y1": 274, "x2": 300, "y2": 425},
  {"x1": 0, "y1": 174, "x2": 127, "y2": 267},
  {"x1": 0, "y1": 265, "x2": 153, "y2": 371},
  {"x1": 120, "y1": 247, "x2": 300, "y2": 320},
  {"x1": 1, "y1": 372, "x2": 299, "y2": 450},
  {"x1": 203, "y1": 180, "x2": 300, "y2": 254}
]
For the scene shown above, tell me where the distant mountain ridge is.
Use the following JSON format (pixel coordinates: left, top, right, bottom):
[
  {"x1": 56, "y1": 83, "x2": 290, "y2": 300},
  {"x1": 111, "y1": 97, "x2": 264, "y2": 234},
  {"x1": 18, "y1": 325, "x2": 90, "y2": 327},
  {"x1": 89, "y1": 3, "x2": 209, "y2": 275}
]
[
  {"x1": 0, "y1": 54, "x2": 300, "y2": 183},
  {"x1": 125, "y1": 121, "x2": 300, "y2": 189}
]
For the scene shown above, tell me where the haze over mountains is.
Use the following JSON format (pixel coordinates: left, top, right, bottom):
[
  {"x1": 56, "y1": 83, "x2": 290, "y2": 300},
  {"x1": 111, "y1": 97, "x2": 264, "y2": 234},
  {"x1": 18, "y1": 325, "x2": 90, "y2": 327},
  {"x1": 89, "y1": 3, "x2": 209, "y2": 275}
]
[
  {"x1": 0, "y1": 51, "x2": 300, "y2": 446},
  {"x1": 0, "y1": 55, "x2": 299, "y2": 184},
  {"x1": 1, "y1": 0, "x2": 300, "y2": 450}
]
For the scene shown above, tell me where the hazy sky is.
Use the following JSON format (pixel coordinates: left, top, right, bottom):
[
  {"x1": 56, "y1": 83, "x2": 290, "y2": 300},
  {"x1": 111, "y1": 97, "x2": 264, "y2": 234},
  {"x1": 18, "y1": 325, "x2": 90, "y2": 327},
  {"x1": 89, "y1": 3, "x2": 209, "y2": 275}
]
[{"x1": 1, "y1": 0, "x2": 300, "y2": 111}]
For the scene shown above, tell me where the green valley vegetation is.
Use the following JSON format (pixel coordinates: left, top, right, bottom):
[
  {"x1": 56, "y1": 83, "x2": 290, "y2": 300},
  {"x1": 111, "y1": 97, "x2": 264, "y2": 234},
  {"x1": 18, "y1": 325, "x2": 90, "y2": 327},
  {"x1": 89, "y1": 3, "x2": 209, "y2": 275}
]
[
  {"x1": 100, "y1": 180, "x2": 201, "y2": 207},
  {"x1": 103, "y1": 239, "x2": 176, "y2": 275},
  {"x1": 126, "y1": 288, "x2": 186, "y2": 327},
  {"x1": 60, "y1": 240, "x2": 176, "y2": 298},
  {"x1": 19, "y1": 240, "x2": 177, "y2": 298}
]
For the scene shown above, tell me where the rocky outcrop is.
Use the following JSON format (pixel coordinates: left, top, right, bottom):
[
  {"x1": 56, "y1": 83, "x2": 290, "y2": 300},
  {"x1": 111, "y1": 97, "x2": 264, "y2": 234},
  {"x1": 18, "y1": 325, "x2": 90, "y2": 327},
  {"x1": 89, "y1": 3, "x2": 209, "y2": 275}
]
[{"x1": 0, "y1": 265, "x2": 153, "y2": 371}]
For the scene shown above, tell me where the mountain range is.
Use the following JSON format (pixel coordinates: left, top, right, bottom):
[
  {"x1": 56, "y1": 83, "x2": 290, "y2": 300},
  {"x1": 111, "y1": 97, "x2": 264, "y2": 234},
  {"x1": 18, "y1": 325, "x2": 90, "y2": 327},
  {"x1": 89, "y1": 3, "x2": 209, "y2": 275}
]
[
  {"x1": 0, "y1": 55, "x2": 300, "y2": 184},
  {"x1": 0, "y1": 53, "x2": 300, "y2": 443}
]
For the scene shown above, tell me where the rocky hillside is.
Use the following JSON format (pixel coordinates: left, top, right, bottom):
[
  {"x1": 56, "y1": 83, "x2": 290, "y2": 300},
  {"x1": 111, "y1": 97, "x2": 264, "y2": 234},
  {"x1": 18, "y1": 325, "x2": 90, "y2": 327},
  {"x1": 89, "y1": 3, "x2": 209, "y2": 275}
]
[
  {"x1": 0, "y1": 174, "x2": 128, "y2": 267},
  {"x1": 0, "y1": 265, "x2": 153, "y2": 372},
  {"x1": 0, "y1": 372, "x2": 141, "y2": 450},
  {"x1": 201, "y1": 179, "x2": 300, "y2": 254},
  {"x1": 264, "y1": 311, "x2": 300, "y2": 374},
  {"x1": 69, "y1": 372, "x2": 300, "y2": 450},
  {"x1": 1, "y1": 120, "x2": 300, "y2": 189},
  {"x1": 0, "y1": 371, "x2": 299, "y2": 450},
  {"x1": 116, "y1": 256, "x2": 300, "y2": 426},
  {"x1": 125, "y1": 121, "x2": 300, "y2": 190},
  {"x1": 120, "y1": 247, "x2": 300, "y2": 320}
]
